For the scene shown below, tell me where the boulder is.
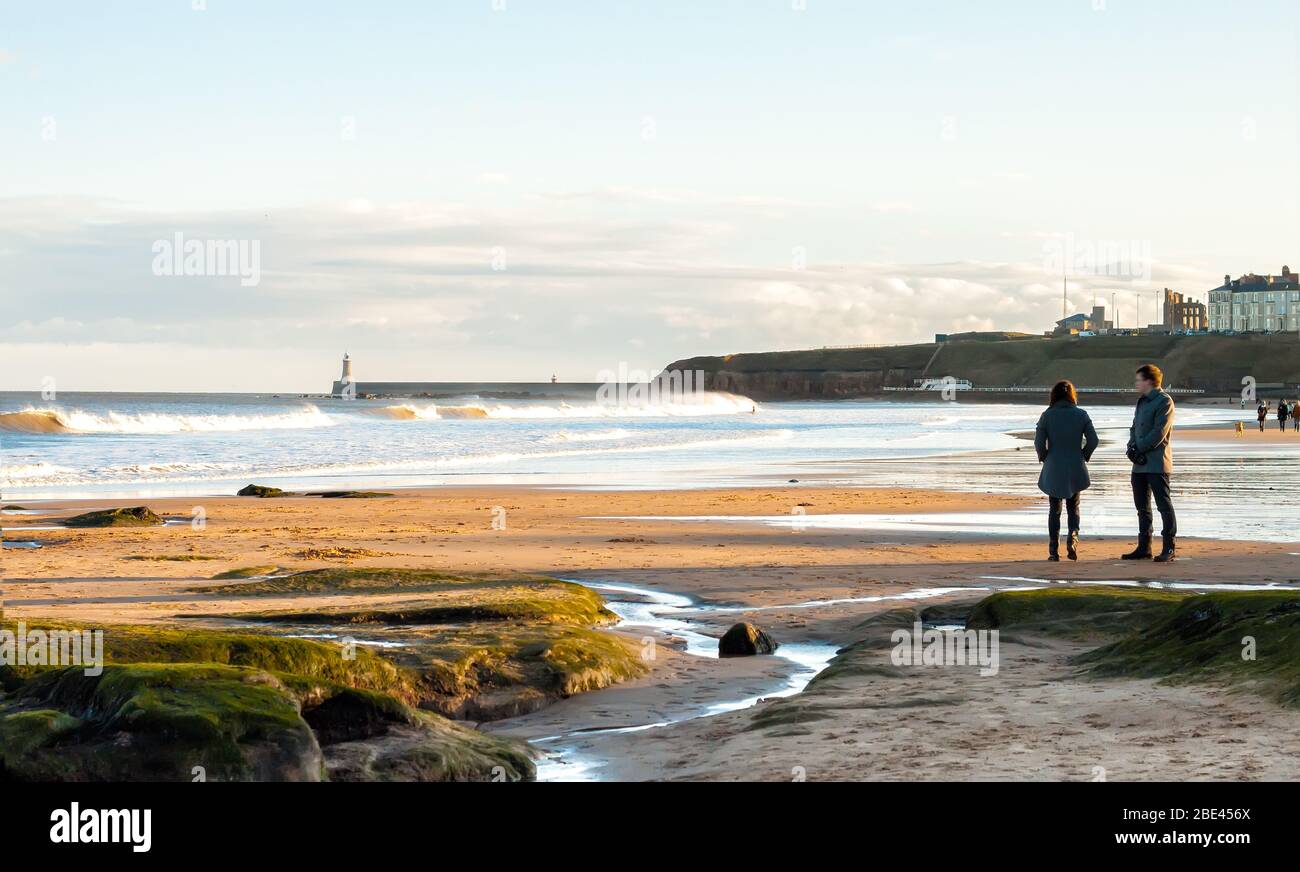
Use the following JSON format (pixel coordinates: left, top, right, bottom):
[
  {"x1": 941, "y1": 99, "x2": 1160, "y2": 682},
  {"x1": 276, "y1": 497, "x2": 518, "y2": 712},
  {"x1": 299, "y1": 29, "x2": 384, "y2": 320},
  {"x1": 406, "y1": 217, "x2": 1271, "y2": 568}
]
[
  {"x1": 237, "y1": 484, "x2": 287, "y2": 498},
  {"x1": 63, "y1": 506, "x2": 163, "y2": 527},
  {"x1": 718, "y1": 622, "x2": 780, "y2": 657},
  {"x1": 0, "y1": 664, "x2": 323, "y2": 781}
]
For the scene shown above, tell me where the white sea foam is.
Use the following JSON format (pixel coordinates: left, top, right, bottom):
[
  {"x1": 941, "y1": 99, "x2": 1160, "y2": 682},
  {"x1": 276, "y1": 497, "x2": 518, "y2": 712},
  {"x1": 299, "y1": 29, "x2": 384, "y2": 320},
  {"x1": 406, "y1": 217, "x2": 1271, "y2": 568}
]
[
  {"x1": 535, "y1": 429, "x2": 635, "y2": 444},
  {"x1": 0, "y1": 462, "x2": 78, "y2": 481},
  {"x1": 366, "y1": 393, "x2": 757, "y2": 421},
  {"x1": 2, "y1": 429, "x2": 796, "y2": 488},
  {"x1": 0, "y1": 406, "x2": 334, "y2": 435},
  {"x1": 468, "y1": 393, "x2": 757, "y2": 419}
]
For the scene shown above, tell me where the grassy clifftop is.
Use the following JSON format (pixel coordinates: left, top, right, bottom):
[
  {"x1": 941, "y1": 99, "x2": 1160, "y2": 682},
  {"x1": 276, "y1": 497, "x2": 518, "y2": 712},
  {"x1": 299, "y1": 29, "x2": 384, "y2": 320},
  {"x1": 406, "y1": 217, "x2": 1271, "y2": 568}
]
[{"x1": 666, "y1": 332, "x2": 1300, "y2": 399}]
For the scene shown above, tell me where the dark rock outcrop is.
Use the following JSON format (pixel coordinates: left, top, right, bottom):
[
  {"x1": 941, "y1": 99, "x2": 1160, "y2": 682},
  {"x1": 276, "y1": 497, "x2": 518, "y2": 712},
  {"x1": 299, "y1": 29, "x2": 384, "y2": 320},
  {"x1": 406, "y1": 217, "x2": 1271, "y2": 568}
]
[
  {"x1": 719, "y1": 622, "x2": 780, "y2": 657},
  {"x1": 237, "y1": 484, "x2": 287, "y2": 498},
  {"x1": 0, "y1": 664, "x2": 323, "y2": 781},
  {"x1": 306, "y1": 491, "x2": 394, "y2": 499},
  {"x1": 63, "y1": 506, "x2": 163, "y2": 527}
]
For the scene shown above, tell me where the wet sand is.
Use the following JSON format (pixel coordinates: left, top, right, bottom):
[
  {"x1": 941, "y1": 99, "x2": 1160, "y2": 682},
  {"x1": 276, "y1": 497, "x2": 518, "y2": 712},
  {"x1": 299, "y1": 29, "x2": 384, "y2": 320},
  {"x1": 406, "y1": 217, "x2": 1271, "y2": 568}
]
[
  {"x1": 1179, "y1": 421, "x2": 1300, "y2": 443},
  {"x1": 6, "y1": 481, "x2": 1300, "y2": 781}
]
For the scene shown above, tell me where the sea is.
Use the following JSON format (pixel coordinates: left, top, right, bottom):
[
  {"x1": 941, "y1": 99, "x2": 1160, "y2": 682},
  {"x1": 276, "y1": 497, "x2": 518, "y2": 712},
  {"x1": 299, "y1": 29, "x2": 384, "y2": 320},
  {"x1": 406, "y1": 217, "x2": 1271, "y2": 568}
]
[{"x1": 3, "y1": 390, "x2": 1298, "y2": 542}]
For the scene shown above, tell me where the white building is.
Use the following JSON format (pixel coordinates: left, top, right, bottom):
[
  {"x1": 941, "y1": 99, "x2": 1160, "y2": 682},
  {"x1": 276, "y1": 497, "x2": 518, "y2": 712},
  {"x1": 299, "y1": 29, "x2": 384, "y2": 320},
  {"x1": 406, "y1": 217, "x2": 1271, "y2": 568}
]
[{"x1": 1208, "y1": 266, "x2": 1300, "y2": 332}]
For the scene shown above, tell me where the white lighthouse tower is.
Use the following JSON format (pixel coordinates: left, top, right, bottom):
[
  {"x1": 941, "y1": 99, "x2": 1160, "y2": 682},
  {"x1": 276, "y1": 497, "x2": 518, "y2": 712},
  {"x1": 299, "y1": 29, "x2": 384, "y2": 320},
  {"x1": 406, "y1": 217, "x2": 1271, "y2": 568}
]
[{"x1": 332, "y1": 353, "x2": 356, "y2": 398}]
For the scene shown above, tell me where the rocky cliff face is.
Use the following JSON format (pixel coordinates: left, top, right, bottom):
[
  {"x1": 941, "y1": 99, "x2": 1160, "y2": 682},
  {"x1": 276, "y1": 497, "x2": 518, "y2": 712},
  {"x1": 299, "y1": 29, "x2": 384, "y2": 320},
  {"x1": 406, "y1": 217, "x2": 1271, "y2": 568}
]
[
  {"x1": 699, "y1": 368, "x2": 906, "y2": 400},
  {"x1": 665, "y1": 333, "x2": 1300, "y2": 401}
]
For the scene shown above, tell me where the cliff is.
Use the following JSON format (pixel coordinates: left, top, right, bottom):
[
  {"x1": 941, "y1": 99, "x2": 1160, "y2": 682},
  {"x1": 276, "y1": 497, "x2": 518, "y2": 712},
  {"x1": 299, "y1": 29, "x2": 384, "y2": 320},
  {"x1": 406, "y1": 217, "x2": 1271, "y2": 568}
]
[{"x1": 664, "y1": 333, "x2": 1300, "y2": 401}]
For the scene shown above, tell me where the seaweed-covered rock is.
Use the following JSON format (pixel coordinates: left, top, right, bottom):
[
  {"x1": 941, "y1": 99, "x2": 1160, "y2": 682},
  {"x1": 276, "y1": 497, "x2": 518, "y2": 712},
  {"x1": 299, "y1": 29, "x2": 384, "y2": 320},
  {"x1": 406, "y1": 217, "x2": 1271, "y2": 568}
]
[
  {"x1": 301, "y1": 687, "x2": 410, "y2": 745},
  {"x1": 966, "y1": 587, "x2": 1187, "y2": 638},
  {"x1": 187, "y1": 567, "x2": 646, "y2": 721},
  {"x1": 0, "y1": 664, "x2": 322, "y2": 781},
  {"x1": 323, "y1": 708, "x2": 535, "y2": 782},
  {"x1": 306, "y1": 491, "x2": 394, "y2": 499},
  {"x1": 290, "y1": 681, "x2": 534, "y2": 780},
  {"x1": 237, "y1": 484, "x2": 287, "y2": 498},
  {"x1": 719, "y1": 622, "x2": 779, "y2": 657},
  {"x1": 210, "y1": 565, "x2": 282, "y2": 579},
  {"x1": 1078, "y1": 590, "x2": 1300, "y2": 706},
  {"x1": 63, "y1": 507, "x2": 163, "y2": 528}
]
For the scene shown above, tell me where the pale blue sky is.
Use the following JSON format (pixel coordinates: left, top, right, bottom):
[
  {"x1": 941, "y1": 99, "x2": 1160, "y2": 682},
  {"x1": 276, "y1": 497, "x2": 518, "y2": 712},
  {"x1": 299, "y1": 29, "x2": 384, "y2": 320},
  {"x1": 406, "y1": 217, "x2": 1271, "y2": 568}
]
[{"x1": 2, "y1": 0, "x2": 1297, "y2": 390}]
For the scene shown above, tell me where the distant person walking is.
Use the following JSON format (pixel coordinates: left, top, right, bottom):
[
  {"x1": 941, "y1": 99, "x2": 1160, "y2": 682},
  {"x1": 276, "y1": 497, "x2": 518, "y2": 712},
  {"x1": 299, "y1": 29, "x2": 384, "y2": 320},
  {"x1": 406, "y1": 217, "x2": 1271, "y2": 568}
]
[
  {"x1": 1257, "y1": 401, "x2": 1269, "y2": 432},
  {"x1": 1294, "y1": 401, "x2": 1299, "y2": 431},
  {"x1": 1124, "y1": 364, "x2": 1177, "y2": 562},
  {"x1": 1279, "y1": 400, "x2": 1291, "y2": 432},
  {"x1": 1035, "y1": 380, "x2": 1099, "y2": 562}
]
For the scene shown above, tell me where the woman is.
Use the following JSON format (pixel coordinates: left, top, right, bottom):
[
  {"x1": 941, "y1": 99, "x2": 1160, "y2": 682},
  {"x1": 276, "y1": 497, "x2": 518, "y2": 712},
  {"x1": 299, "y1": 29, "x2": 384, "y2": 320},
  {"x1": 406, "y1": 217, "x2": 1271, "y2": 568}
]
[
  {"x1": 1258, "y1": 401, "x2": 1269, "y2": 432},
  {"x1": 1279, "y1": 400, "x2": 1291, "y2": 432},
  {"x1": 1035, "y1": 380, "x2": 1099, "y2": 561}
]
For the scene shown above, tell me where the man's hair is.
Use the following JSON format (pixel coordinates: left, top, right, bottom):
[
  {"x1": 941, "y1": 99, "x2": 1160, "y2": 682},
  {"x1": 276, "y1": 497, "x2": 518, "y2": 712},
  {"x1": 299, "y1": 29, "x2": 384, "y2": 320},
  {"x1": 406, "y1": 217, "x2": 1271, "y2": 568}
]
[
  {"x1": 1050, "y1": 380, "x2": 1078, "y2": 405},
  {"x1": 1135, "y1": 363, "x2": 1163, "y2": 387}
]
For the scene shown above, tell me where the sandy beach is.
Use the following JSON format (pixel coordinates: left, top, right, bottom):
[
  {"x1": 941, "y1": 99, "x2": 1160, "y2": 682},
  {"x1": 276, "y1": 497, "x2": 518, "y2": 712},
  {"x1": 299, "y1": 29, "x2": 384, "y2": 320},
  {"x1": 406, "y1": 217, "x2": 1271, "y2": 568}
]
[
  {"x1": 1179, "y1": 421, "x2": 1300, "y2": 443},
  {"x1": 7, "y1": 479, "x2": 1299, "y2": 781}
]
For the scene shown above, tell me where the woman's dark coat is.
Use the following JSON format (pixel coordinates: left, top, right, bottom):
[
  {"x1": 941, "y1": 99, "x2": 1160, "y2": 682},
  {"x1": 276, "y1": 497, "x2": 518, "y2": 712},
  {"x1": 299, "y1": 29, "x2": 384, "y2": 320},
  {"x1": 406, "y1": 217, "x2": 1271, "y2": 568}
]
[{"x1": 1035, "y1": 401, "x2": 1100, "y2": 498}]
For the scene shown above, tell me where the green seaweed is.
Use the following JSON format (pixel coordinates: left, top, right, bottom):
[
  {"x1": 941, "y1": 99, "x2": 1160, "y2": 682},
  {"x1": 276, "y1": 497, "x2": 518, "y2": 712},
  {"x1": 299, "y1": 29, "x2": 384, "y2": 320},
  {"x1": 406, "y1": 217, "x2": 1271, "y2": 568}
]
[
  {"x1": 127, "y1": 554, "x2": 221, "y2": 562},
  {"x1": 306, "y1": 491, "x2": 394, "y2": 499},
  {"x1": 63, "y1": 507, "x2": 163, "y2": 528},
  {"x1": 0, "y1": 664, "x2": 319, "y2": 781},
  {"x1": 236, "y1": 484, "x2": 288, "y2": 498},
  {"x1": 210, "y1": 565, "x2": 283, "y2": 579},
  {"x1": 965, "y1": 586, "x2": 1189, "y2": 639},
  {"x1": 1078, "y1": 590, "x2": 1300, "y2": 707}
]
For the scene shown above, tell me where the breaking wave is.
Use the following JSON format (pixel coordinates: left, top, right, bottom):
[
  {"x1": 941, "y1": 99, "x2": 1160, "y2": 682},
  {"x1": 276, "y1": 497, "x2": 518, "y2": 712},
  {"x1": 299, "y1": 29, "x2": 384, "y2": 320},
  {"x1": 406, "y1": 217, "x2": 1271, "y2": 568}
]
[
  {"x1": 1, "y1": 393, "x2": 757, "y2": 437},
  {"x1": 368, "y1": 393, "x2": 757, "y2": 421},
  {"x1": 0, "y1": 406, "x2": 335, "y2": 435},
  {"x1": 1, "y1": 462, "x2": 78, "y2": 481}
]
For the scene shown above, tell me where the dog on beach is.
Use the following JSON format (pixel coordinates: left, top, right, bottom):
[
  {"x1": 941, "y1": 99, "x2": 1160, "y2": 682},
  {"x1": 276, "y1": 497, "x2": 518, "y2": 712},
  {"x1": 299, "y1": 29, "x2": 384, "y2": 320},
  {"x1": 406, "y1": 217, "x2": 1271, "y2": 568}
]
[{"x1": 1235, "y1": 421, "x2": 1245, "y2": 437}]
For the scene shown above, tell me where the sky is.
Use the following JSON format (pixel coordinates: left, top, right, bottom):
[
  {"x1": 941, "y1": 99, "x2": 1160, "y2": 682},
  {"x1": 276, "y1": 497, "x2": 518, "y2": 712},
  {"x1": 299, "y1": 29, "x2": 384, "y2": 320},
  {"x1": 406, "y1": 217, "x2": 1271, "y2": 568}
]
[{"x1": 1, "y1": 0, "x2": 1297, "y2": 392}]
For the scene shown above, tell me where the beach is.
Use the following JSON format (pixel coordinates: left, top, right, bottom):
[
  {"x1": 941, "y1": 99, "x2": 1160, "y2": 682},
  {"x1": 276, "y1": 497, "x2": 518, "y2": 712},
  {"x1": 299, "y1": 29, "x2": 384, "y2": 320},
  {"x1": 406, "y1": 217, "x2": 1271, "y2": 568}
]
[{"x1": 7, "y1": 472, "x2": 1300, "y2": 781}]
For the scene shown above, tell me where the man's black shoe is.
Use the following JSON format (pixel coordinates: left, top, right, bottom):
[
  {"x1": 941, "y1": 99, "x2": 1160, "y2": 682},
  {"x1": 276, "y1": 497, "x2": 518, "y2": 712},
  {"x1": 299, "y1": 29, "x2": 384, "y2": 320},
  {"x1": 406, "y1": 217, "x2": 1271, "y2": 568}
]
[{"x1": 1154, "y1": 538, "x2": 1176, "y2": 562}]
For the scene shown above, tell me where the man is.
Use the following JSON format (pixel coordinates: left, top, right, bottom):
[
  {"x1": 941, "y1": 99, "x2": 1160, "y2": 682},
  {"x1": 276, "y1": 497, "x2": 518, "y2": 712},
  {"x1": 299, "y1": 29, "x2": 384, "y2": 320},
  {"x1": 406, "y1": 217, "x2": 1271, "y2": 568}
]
[
  {"x1": 1279, "y1": 400, "x2": 1291, "y2": 432},
  {"x1": 1123, "y1": 363, "x2": 1177, "y2": 562}
]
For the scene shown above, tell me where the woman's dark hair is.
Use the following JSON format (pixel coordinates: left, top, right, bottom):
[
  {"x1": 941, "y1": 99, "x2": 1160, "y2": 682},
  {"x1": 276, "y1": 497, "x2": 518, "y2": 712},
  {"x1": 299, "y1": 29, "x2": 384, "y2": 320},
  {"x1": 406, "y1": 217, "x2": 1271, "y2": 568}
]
[{"x1": 1050, "y1": 380, "x2": 1078, "y2": 405}]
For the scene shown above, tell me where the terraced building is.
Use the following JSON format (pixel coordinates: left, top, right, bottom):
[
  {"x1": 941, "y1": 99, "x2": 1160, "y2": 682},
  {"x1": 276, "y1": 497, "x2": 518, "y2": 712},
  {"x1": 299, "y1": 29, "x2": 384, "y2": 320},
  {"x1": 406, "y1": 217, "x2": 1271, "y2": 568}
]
[{"x1": 1208, "y1": 265, "x2": 1300, "y2": 332}]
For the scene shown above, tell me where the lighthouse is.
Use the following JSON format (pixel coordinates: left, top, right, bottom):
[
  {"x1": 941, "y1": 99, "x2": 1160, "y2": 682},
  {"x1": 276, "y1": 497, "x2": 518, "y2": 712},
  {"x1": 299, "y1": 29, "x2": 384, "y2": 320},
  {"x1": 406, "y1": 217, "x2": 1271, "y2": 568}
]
[{"x1": 331, "y1": 353, "x2": 356, "y2": 398}]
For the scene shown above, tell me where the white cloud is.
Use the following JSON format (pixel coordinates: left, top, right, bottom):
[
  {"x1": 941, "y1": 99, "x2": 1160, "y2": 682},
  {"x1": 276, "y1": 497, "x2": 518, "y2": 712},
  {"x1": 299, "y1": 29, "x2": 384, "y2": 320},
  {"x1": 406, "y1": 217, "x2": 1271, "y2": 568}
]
[{"x1": 0, "y1": 196, "x2": 1223, "y2": 390}]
